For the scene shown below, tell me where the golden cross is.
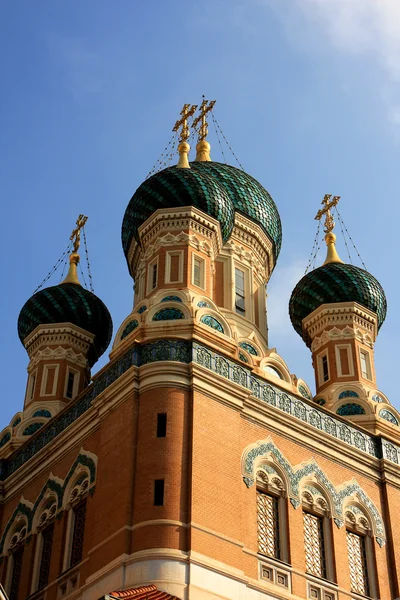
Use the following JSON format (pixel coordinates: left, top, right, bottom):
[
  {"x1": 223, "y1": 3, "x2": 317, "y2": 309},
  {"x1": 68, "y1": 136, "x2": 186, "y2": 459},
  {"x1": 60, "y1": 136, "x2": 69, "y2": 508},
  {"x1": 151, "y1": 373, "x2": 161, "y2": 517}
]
[
  {"x1": 314, "y1": 194, "x2": 340, "y2": 233},
  {"x1": 192, "y1": 98, "x2": 216, "y2": 141},
  {"x1": 172, "y1": 103, "x2": 198, "y2": 142},
  {"x1": 70, "y1": 214, "x2": 88, "y2": 253}
]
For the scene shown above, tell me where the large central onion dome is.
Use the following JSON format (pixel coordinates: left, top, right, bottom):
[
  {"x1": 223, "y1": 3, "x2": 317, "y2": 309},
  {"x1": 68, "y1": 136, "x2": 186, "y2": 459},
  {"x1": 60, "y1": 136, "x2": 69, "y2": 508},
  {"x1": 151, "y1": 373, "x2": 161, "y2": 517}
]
[
  {"x1": 289, "y1": 232, "x2": 387, "y2": 347},
  {"x1": 122, "y1": 161, "x2": 282, "y2": 268},
  {"x1": 18, "y1": 259, "x2": 113, "y2": 367}
]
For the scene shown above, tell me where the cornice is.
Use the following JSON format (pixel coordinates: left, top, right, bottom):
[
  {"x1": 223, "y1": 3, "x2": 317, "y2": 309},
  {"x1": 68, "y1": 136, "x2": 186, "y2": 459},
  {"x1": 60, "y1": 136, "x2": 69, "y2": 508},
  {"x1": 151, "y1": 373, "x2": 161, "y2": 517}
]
[
  {"x1": 303, "y1": 302, "x2": 378, "y2": 343},
  {"x1": 25, "y1": 323, "x2": 94, "y2": 359}
]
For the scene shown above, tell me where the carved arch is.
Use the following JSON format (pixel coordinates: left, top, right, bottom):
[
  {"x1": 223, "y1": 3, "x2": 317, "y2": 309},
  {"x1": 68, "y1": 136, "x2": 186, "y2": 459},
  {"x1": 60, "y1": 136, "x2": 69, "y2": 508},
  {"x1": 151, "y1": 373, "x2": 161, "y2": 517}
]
[
  {"x1": 0, "y1": 499, "x2": 33, "y2": 554},
  {"x1": 241, "y1": 437, "x2": 386, "y2": 546}
]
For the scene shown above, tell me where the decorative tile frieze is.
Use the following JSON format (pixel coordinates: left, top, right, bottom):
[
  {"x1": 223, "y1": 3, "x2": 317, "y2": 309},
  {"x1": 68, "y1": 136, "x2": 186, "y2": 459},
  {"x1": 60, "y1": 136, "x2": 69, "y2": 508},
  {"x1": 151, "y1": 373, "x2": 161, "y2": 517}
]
[{"x1": 192, "y1": 343, "x2": 386, "y2": 462}]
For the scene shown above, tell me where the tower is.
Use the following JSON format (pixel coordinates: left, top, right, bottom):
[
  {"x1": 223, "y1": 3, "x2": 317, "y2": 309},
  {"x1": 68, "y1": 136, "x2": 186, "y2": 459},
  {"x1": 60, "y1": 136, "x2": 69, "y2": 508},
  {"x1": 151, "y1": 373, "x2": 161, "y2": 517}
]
[{"x1": 1, "y1": 104, "x2": 400, "y2": 600}]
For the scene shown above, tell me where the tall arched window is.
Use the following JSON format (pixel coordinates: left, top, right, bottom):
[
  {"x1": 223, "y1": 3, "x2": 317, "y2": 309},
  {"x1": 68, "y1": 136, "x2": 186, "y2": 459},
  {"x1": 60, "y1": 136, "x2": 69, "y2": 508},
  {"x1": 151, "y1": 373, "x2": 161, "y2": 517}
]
[
  {"x1": 301, "y1": 484, "x2": 335, "y2": 581},
  {"x1": 63, "y1": 474, "x2": 89, "y2": 571},
  {"x1": 6, "y1": 519, "x2": 27, "y2": 600},
  {"x1": 256, "y1": 467, "x2": 288, "y2": 562},
  {"x1": 32, "y1": 499, "x2": 57, "y2": 592},
  {"x1": 344, "y1": 506, "x2": 377, "y2": 597}
]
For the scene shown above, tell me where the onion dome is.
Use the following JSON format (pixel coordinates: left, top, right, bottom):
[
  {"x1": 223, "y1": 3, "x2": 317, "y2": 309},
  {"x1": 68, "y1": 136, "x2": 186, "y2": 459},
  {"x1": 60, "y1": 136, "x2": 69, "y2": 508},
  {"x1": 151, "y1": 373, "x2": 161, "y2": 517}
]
[
  {"x1": 289, "y1": 198, "x2": 387, "y2": 347},
  {"x1": 122, "y1": 163, "x2": 281, "y2": 265},
  {"x1": 18, "y1": 238, "x2": 113, "y2": 367},
  {"x1": 289, "y1": 262, "x2": 387, "y2": 346}
]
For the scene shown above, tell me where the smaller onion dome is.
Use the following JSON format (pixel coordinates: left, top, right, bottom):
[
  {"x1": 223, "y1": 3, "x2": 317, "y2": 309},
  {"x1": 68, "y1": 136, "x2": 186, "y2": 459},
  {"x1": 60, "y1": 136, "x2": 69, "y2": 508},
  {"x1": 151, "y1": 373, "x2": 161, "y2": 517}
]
[
  {"x1": 289, "y1": 230, "x2": 387, "y2": 347},
  {"x1": 18, "y1": 245, "x2": 112, "y2": 367}
]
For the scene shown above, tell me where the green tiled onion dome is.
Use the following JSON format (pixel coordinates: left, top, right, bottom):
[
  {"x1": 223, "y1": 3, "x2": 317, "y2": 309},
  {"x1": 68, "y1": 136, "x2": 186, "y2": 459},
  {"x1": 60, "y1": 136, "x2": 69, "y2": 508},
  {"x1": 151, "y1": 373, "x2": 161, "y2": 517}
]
[
  {"x1": 122, "y1": 162, "x2": 282, "y2": 264},
  {"x1": 18, "y1": 283, "x2": 113, "y2": 367},
  {"x1": 289, "y1": 262, "x2": 387, "y2": 347},
  {"x1": 191, "y1": 162, "x2": 282, "y2": 258}
]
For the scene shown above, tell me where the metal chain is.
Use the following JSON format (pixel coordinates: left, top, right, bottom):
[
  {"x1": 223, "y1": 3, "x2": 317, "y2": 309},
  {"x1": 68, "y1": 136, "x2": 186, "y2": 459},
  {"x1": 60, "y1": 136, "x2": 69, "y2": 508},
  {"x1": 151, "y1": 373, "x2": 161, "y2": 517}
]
[
  {"x1": 305, "y1": 220, "x2": 321, "y2": 274},
  {"x1": 79, "y1": 262, "x2": 88, "y2": 288},
  {"x1": 33, "y1": 242, "x2": 72, "y2": 294},
  {"x1": 82, "y1": 226, "x2": 94, "y2": 292},
  {"x1": 334, "y1": 208, "x2": 352, "y2": 264},
  {"x1": 335, "y1": 208, "x2": 367, "y2": 269},
  {"x1": 211, "y1": 111, "x2": 245, "y2": 170},
  {"x1": 59, "y1": 253, "x2": 69, "y2": 282},
  {"x1": 146, "y1": 133, "x2": 178, "y2": 179},
  {"x1": 211, "y1": 111, "x2": 227, "y2": 164}
]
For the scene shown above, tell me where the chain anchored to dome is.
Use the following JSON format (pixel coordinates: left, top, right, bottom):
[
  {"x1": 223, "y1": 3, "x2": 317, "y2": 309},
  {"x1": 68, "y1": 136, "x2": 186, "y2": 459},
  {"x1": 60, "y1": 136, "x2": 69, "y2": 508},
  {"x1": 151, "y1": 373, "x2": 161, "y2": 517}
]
[
  {"x1": 193, "y1": 98, "x2": 216, "y2": 162},
  {"x1": 315, "y1": 194, "x2": 343, "y2": 265},
  {"x1": 173, "y1": 103, "x2": 197, "y2": 169},
  {"x1": 62, "y1": 214, "x2": 88, "y2": 285}
]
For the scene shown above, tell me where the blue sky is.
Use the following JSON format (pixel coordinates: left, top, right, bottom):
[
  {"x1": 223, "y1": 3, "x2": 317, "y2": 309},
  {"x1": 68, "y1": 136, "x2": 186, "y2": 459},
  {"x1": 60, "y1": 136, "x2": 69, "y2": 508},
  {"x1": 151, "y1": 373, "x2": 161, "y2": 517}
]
[{"x1": 1, "y1": 0, "x2": 399, "y2": 425}]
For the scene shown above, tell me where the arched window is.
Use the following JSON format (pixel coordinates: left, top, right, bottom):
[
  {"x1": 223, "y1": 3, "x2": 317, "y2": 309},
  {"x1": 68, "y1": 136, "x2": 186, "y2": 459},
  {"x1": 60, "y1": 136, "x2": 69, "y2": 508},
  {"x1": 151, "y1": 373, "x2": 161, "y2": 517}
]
[
  {"x1": 344, "y1": 506, "x2": 376, "y2": 597},
  {"x1": 301, "y1": 484, "x2": 334, "y2": 581},
  {"x1": 6, "y1": 519, "x2": 27, "y2": 600},
  {"x1": 63, "y1": 474, "x2": 89, "y2": 571},
  {"x1": 32, "y1": 499, "x2": 57, "y2": 592},
  {"x1": 256, "y1": 467, "x2": 288, "y2": 562}
]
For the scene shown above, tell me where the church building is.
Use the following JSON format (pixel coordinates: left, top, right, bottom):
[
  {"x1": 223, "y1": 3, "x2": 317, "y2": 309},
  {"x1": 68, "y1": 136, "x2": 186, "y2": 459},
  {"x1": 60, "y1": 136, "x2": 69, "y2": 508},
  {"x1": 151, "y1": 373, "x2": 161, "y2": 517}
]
[{"x1": 1, "y1": 101, "x2": 399, "y2": 600}]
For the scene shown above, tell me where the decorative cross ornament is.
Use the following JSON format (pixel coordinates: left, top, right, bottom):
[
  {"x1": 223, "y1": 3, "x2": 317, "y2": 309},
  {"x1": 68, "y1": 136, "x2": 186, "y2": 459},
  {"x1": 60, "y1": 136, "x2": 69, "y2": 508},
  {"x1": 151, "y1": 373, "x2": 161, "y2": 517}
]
[
  {"x1": 173, "y1": 103, "x2": 198, "y2": 142},
  {"x1": 314, "y1": 194, "x2": 340, "y2": 234},
  {"x1": 70, "y1": 214, "x2": 88, "y2": 253},
  {"x1": 193, "y1": 98, "x2": 216, "y2": 141}
]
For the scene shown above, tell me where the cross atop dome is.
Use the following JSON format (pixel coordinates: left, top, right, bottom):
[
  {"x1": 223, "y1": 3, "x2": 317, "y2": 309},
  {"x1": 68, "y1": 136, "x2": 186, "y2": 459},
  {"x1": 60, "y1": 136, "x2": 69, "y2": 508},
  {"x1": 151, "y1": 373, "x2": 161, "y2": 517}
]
[
  {"x1": 314, "y1": 194, "x2": 343, "y2": 265},
  {"x1": 62, "y1": 214, "x2": 88, "y2": 285}
]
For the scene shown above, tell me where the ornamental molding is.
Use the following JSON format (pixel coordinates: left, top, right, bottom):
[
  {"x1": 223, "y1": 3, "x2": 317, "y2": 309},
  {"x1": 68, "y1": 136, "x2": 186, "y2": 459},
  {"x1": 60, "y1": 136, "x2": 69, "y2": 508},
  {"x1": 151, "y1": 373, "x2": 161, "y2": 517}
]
[
  {"x1": 129, "y1": 207, "x2": 223, "y2": 275},
  {"x1": 223, "y1": 239, "x2": 268, "y2": 283},
  {"x1": 241, "y1": 437, "x2": 386, "y2": 546},
  {"x1": 310, "y1": 326, "x2": 374, "y2": 352},
  {"x1": 25, "y1": 324, "x2": 94, "y2": 359},
  {"x1": 2, "y1": 340, "x2": 400, "y2": 485},
  {"x1": 28, "y1": 346, "x2": 88, "y2": 370},
  {"x1": 303, "y1": 303, "x2": 378, "y2": 343},
  {"x1": 232, "y1": 213, "x2": 274, "y2": 276},
  {"x1": 0, "y1": 449, "x2": 97, "y2": 555}
]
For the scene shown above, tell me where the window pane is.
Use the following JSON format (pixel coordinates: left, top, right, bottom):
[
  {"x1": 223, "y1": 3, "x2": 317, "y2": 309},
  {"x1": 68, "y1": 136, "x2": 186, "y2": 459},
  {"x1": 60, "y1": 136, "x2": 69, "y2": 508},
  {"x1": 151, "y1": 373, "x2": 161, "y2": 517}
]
[
  {"x1": 322, "y1": 355, "x2": 329, "y2": 382},
  {"x1": 38, "y1": 523, "x2": 54, "y2": 589},
  {"x1": 66, "y1": 372, "x2": 75, "y2": 399},
  {"x1": 70, "y1": 500, "x2": 87, "y2": 567},
  {"x1": 257, "y1": 491, "x2": 280, "y2": 558},
  {"x1": 9, "y1": 547, "x2": 24, "y2": 600},
  {"x1": 194, "y1": 259, "x2": 201, "y2": 287},
  {"x1": 152, "y1": 263, "x2": 158, "y2": 289},
  {"x1": 235, "y1": 268, "x2": 245, "y2": 293},
  {"x1": 347, "y1": 531, "x2": 369, "y2": 596},
  {"x1": 303, "y1": 512, "x2": 326, "y2": 578},
  {"x1": 154, "y1": 479, "x2": 164, "y2": 506},
  {"x1": 157, "y1": 413, "x2": 167, "y2": 437}
]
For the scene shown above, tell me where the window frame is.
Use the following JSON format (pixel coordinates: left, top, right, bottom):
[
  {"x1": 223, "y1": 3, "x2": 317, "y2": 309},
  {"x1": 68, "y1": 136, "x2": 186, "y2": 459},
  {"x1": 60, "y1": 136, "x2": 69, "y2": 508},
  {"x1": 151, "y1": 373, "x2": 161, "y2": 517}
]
[
  {"x1": 317, "y1": 351, "x2": 330, "y2": 386},
  {"x1": 234, "y1": 266, "x2": 246, "y2": 316},
  {"x1": 147, "y1": 257, "x2": 159, "y2": 294},
  {"x1": 256, "y1": 472, "x2": 289, "y2": 564},
  {"x1": 302, "y1": 498, "x2": 335, "y2": 583},
  {"x1": 64, "y1": 367, "x2": 79, "y2": 400},
  {"x1": 40, "y1": 364, "x2": 60, "y2": 397},
  {"x1": 63, "y1": 498, "x2": 87, "y2": 571},
  {"x1": 335, "y1": 344, "x2": 354, "y2": 378},
  {"x1": 359, "y1": 349, "x2": 372, "y2": 380},
  {"x1": 165, "y1": 250, "x2": 184, "y2": 284},
  {"x1": 192, "y1": 253, "x2": 205, "y2": 290}
]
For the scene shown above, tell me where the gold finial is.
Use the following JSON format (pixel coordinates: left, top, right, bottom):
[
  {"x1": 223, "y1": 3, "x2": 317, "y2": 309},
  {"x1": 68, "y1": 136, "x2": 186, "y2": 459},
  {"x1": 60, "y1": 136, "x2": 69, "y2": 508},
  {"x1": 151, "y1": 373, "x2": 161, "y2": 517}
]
[
  {"x1": 193, "y1": 98, "x2": 216, "y2": 162},
  {"x1": 173, "y1": 103, "x2": 197, "y2": 168},
  {"x1": 62, "y1": 214, "x2": 88, "y2": 285},
  {"x1": 314, "y1": 194, "x2": 343, "y2": 265}
]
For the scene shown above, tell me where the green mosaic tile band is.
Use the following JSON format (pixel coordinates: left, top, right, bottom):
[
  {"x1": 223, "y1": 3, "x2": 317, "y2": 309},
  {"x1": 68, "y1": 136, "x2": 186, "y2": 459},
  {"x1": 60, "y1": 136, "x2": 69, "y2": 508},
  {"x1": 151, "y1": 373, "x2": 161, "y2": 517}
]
[
  {"x1": 289, "y1": 262, "x2": 387, "y2": 346},
  {"x1": 122, "y1": 162, "x2": 282, "y2": 264},
  {"x1": 18, "y1": 283, "x2": 113, "y2": 366}
]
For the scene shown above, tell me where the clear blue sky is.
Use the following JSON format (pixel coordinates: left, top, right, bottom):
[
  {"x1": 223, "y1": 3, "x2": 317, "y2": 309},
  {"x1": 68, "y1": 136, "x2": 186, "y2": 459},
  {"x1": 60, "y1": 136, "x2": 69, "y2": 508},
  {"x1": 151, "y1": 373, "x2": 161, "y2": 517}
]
[{"x1": 1, "y1": 0, "x2": 399, "y2": 425}]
